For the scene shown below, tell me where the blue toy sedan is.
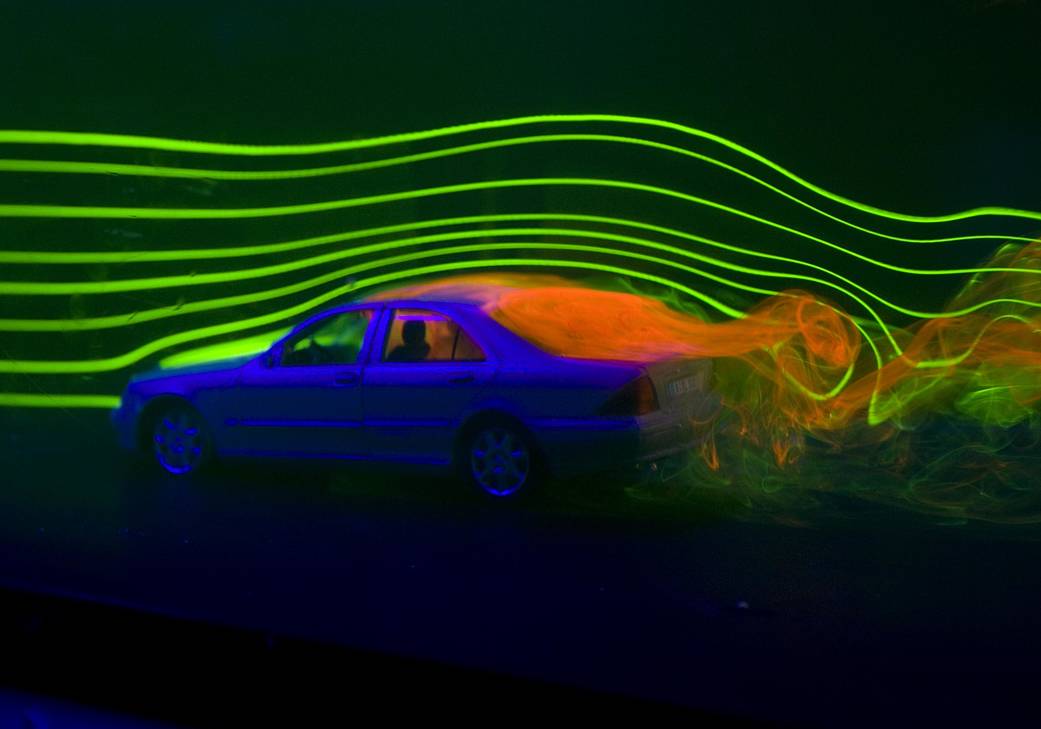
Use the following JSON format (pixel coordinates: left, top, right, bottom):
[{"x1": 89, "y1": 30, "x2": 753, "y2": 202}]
[{"x1": 112, "y1": 298, "x2": 719, "y2": 497}]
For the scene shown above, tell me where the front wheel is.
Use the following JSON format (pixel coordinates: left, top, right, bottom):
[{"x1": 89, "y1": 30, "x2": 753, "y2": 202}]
[
  {"x1": 149, "y1": 402, "x2": 213, "y2": 475},
  {"x1": 461, "y1": 424, "x2": 539, "y2": 498}
]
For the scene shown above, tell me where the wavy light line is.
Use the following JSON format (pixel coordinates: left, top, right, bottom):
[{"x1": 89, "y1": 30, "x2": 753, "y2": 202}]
[
  {"x1": 0, "y1": 118, "x2": 1032, "y2": 435},
  {"x1": 0, "y1": 255, "x2": 882, "y2": 415},
  {"x1": 5, "y1": 117, "x2": 1040, "y2": 527},
  {"x1": 1, "y1": 133, "x2": 1033, "y2": 246},
  {"x1": 0, "y1": 237, "x2": 899, "y2": 426},
  {"x1": 2, "y1": 178, "x2": 1038, "y2": 297},
  {"x1": 6, "y1": 224, "x2": 1040, "y2": 365},
  {"x1": 2, "y1": 114, "x2": 1038, "y2": 223},
  {"x1": 0, "y1": 393, "x2": 120, "y2": 409},
  {"x1": 0, "y1": 225, "x2": 920, "y2": 367},
  {"x1": 0, "y1": 253, "x2": 760, "y2": 373},
  {"x1": 2, "y1": 210, "x2": 1036, "y2": 279}
]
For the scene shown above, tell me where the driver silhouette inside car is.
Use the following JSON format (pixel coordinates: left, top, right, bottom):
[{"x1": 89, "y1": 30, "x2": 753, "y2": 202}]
[{"x1": 386, "y1": 319, "x2": 431, "y2": 362}]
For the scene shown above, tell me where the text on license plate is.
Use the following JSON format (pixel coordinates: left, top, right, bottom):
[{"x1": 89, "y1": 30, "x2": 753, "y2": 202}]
[{"x1": 666, "y1": 374, "x2": 700, "y2": 398}]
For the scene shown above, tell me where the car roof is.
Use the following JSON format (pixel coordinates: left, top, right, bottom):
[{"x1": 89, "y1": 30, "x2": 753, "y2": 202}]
[
  {"x1": 289, "y1": 299, "x2": 487, "y2": 339},
  {"x1": 313, "y1": 297, "x2": 545, "y2": 363},
  {"x1": 371, "y1": 298, "x2": 483, "y2": 311}
]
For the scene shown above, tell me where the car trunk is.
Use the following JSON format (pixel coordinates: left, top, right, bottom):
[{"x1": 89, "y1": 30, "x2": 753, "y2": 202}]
[{"x1": 643, "y1": 357, "x2": 719, "y2": 421}]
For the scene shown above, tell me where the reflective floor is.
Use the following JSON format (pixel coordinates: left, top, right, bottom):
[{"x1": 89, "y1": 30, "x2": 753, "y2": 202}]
[{"x1": 3, "y1": 408, "x2": 1041, "y2": 726}]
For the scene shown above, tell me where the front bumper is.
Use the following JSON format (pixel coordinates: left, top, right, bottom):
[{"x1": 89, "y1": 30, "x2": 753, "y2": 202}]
[{"x1": 110, "y1": 398, "x2": 138, "y2": 451}]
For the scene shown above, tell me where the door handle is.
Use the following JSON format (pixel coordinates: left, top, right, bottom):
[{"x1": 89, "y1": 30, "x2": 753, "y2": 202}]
[
  {"x1": 333, "y1": 372, "x2": 359, "y2": 386},
  {"x1": 448, "y1": 374, "x2": 474, "y2": 384}
]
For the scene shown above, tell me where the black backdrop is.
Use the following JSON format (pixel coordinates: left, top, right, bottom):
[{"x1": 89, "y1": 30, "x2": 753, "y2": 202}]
[{"x1": 1, "y1": 0, "x2": 1038, "y2": 213}]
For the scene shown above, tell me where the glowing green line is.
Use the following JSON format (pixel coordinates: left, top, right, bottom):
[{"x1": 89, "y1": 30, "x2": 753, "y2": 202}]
[
  {"x1": 0, "y1": 251, "x2": 753, "y2": 374},
  {"x1": 0, "y1": 254, "x2": 872, "y2": 411},
  {"x1": 4, "y1": 211, "x2": 1037, "y2": 336},
  {"x1": 4, "y1": 212, "x2": 1033, "y2": 275},
  {"x1": 6, "y1": 228, "x2": 763, "y2": 332},
  {"x1": 0, "y1": 176, "x2": 866, "y2": 222},
  {"x1": 5, "y1": 224, "x2": 1038, "y2": 358},
  {"x1": 0, "y1": 226, "x2": 951, "y2": 321},
  {"x1": 1, "y1": 134, "x2": 1031, "y2": 246},
  {"x1": 863, "y1": 313, "x2": 1041, "y2": 424},
  {"x1": 913, "y1": 313, "x2": 1039, "y2": 370},
  {"x1": 0, "y1": 223, "x2": 1028, "y2": 411},
  {"x1": 0, "y1": 229, "x2": 1029, "y2": 409},
  {"x1": 0, "y1": 393, "x2": 120, "y2": 409},
  {"x1": 0, "y1": 223, "x2": 921, "y2": 359},
  {"x1": 2, "y1": 114, "x2": 1038, "y2": 223},
  {"x1": 0, "y1": 238, "x2": 882, "y2": 415},
  {"x1": 157, "y1": 327, "x2": 292, "y2": 369},
  {"x1": 2, "y1": 120, "x2": 1017, "y2": 418},
  {"x1": 6, "y1": 227, "x2": 773, "y2": 295},
  {"x1": 2, "y1": 177, "x2": 1038, "y2": 288},
  {"x1": 0, "y1": 225, "x2": 927, "y2": 366},
  {"x1": 781, "y1": 361, "x2": 856, "y2": 402}
]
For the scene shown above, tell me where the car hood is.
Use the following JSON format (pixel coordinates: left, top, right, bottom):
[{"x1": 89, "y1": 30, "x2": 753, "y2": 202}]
[{"x1": 129, "y1": 355, "x2": 255, "y2": 384}]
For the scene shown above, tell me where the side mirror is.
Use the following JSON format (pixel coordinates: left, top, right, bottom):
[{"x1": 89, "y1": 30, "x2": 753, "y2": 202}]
[{"x1": 260, "y1": 346, "x2": 281, "y2": 368}]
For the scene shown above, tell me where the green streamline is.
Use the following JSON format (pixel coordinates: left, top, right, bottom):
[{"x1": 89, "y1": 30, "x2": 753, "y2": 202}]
[
  {"x1": 0, "y1": 176, "x2": 1036, "y2": 257},
  {"x1": 2, "y1": 114, "x2": 1039, "y2": 224},
  {"x1": 8, "y1": 224, "x2": 1041, "y2": 370},
  {"x1": 0, "y1": 255, "x2": 876, "y2": 415},
  {"x1": 0, "y1": 115, "x2": 1037, "y2": 419},
  {"x1": 0, "y1": 133, "x2": 1034, "y2": 246}
]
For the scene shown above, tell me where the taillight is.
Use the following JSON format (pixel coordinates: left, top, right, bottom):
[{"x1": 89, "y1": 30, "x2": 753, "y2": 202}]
[{"x1": 599, "y1": 374, "x2": 660, "y2": 416}]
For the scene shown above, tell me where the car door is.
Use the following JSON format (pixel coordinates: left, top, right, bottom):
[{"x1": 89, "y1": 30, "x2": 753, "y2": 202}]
[
  {"x1": 363, "y1": 307, "x2": 495, "y2": 464},
  {"x1": 227, "y1": 307, "x2": 377, "y2": 459}
]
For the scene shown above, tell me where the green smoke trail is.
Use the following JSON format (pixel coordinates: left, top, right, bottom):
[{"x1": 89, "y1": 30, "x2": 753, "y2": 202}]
[
  {"x1": 7, "y1": 225, "x2": 1041, "y2": 374},
  {"x1": 0, "y1": 393, "x2": 120, "y2": 409},
  {"x1": 0, "y1": 255, "x2": 875, "y2": 414},
  {"x1": 2, "y1": 116, "x2": 1038, "y2": 525},
  {"x1": 0, "y1": 177, "x2": 1035, "y2": 268},
  {"x1": 1, "y1": 133, "x2": 1033, "y2": 246},
  {"x1": 2, "y1": 114, "x2": 1039, "y2": 224},
  {"x1": 2, "y1": 210, "x2": 1036, "y2": 278},
  {"x1": 0, "y1": 246, "x2": 789, "y2": 373}
]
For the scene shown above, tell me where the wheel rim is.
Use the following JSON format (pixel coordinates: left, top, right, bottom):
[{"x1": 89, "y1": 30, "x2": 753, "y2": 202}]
[
  {"x1": 470, "y1": 427, "x2": 531, "y2": 496},
  {"x1": 153, "y1": 408, "x2": 206, "y2": 475}
]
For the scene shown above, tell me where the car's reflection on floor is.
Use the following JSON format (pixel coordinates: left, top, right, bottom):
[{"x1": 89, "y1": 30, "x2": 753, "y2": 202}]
[{"x1": 4, "y1": 408, "x2": 1041, "y2": 728}]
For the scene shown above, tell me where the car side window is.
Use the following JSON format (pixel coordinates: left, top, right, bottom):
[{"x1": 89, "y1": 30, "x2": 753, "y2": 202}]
[
  {"x1": 381, "y1": 309, "x2": 485, "y2": 363},
  {"x1": 281, "y1": 309, "x2": 373, "y2": 366}
]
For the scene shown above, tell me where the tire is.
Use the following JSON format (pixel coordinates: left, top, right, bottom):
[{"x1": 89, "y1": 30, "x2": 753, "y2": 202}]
[
  {"x1": 147, "y1": 401, "x2": 214, "y2": 476},
  {"x1": 459, "y1": 421, "x2": 540, "y2": 498}
]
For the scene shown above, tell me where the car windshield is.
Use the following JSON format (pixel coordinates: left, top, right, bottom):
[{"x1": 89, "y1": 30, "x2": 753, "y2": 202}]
[{"x1": 282, "y1": 309, "x2": 373, "y2": 366}]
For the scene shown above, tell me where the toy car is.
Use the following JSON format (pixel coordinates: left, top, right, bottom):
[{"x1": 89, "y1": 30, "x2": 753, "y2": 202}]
[{"x1": 111, "y1": 296, "x2": 719, "y2": 497}]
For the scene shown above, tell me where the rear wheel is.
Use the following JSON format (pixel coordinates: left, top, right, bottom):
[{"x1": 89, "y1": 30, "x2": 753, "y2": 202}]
[
  {"x1": 149, "y1": 402, "x2": 213, "y2": 475},
  {"x1": 461, "y1": 423, "x2": 538, "y2": 498}
]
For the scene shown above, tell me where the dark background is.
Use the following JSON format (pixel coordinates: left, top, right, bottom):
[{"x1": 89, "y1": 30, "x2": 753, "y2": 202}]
[
  {"x1": 1, "y1": 0, "x2": 1038, "y2": 212},
  {"x1": 2, "y1": 0, "x2": 1040, "y2": 390}
]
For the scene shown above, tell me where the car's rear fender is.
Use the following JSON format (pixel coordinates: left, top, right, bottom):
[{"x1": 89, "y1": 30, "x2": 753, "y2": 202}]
[
  {"x1": 452, "y1": 408, "x2": 545, "y2": 466},
  {"x1": 486, "y1": 360, "x2": 645, "y2": 420}
]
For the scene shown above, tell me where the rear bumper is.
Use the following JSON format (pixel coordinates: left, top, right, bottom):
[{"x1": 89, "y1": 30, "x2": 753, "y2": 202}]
[
  {"x1": 635, "y1": 412, "x2": 701, "y2": 462},
  {"x1": 532, "y1": 412, "x2": 700, "y2": 478}
]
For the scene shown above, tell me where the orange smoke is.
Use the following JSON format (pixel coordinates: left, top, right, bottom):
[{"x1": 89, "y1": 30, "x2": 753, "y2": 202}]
[{"x1": 368, "y1": 239, "x2": 1041, "y2": 464}]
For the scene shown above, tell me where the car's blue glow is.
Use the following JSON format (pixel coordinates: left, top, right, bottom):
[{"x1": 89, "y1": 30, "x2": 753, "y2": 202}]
[
  {"x1": 227, "y1": 418, "x2": 363, "y2": 428},
  {"x1": 113, "y1": 298, "x2": 718, "y2": 490}
]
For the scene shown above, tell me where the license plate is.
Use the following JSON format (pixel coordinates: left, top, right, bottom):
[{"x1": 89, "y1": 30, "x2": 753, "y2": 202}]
[{"x1": 666, "y1": 374, "x2": 699, "y2": 398}]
